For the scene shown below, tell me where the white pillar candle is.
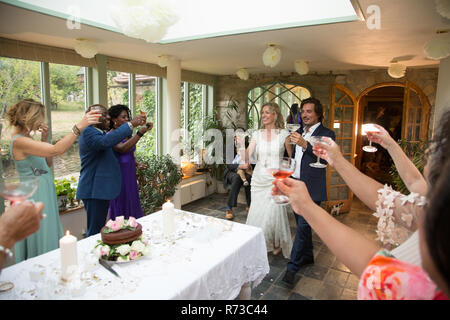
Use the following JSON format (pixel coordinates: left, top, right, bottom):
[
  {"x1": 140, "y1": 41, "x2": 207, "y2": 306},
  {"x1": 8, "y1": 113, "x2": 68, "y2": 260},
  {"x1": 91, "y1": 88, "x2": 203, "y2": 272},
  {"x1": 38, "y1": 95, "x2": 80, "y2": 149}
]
[
  {"x1": 60, "y1": 230, "x2": 78, "y2": 281},
  {"x1": 162, "y1": 200, "x2": 176, "y2": 237}
]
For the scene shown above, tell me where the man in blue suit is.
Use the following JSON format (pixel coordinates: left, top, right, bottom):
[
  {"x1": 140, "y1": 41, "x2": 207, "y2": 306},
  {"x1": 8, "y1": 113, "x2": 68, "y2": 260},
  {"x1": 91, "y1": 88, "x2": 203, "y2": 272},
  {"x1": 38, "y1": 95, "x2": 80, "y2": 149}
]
[
  {"x1": 282, "y1": 97, "x2": 336, "y2": 285},
  {"x1": 76, "y1": 104, "x2": 145, "y2": 236}
]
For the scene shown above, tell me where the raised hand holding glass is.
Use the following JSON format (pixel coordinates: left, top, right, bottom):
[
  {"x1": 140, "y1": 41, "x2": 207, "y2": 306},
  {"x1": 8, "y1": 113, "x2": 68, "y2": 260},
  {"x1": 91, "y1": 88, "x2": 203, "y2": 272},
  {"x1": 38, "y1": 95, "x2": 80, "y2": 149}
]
[
  {"x1": 361, "y1": 124, "x2": 379, "y2": 152},
  {"x1": 308, "y1": 136, "x2": 329, "y2": 168},
  {"x1": 264, "y1": 157, "x2": 296, "y2": 205}
]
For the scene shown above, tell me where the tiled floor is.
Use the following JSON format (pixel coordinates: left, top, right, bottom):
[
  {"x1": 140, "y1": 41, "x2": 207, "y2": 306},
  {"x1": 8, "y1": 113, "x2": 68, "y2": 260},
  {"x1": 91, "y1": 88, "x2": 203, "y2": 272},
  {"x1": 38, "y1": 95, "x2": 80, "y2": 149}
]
[{"x1": 181, "y1": 192, "x2": 380, "y2": 300}]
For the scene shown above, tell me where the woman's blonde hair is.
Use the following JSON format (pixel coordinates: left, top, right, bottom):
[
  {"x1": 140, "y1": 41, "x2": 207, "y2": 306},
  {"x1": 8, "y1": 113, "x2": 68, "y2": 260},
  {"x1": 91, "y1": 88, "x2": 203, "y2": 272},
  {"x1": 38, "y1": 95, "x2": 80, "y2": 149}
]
[
  {"x1": 261, "y1": 102, "x2": 285, "y2": 129},
  {"x1": 5, "y1": 99, "x2": 46, "y2": 133}
]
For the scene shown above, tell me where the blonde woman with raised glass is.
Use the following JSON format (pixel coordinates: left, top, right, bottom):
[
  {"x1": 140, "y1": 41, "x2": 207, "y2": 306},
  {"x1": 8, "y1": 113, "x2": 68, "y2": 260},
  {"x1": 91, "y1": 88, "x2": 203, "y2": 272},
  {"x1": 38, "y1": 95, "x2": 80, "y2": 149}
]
[{"x1": 5, "y1": 99, "x2": 99, "y2": 262}]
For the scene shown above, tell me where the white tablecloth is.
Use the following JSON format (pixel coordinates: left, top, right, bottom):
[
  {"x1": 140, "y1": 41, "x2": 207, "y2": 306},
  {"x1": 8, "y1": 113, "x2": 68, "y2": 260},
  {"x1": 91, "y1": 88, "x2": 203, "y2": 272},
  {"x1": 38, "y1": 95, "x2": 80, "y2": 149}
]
[{"x1": 0, "y1": 209, "x2": 269, "y2": 300}]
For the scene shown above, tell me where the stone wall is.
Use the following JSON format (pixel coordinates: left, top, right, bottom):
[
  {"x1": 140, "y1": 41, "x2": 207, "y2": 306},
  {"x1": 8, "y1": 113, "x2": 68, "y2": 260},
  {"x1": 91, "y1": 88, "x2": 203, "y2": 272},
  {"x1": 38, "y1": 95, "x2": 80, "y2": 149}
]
[{"x1": 214, "y1": 68, "x2": 439, "y2": 131}]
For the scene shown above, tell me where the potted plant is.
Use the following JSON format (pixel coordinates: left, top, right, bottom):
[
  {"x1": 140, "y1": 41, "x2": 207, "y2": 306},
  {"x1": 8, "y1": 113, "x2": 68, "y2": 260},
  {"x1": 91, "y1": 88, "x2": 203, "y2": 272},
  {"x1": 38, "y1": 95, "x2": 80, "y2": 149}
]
[
  {"x1": 135, "y1": 153, "x2": 183, "y2": 214},
  {"x1": 389, "y1": 139, "x2": 428, "y2": 193},
  {"x1": 54, "y1": 176, "x2": 77, "y2": 211}
]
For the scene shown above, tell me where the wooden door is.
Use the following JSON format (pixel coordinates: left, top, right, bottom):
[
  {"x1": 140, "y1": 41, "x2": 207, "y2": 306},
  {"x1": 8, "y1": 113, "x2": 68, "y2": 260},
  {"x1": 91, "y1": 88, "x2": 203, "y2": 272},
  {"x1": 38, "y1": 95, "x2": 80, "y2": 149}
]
[
  {"x1": 402, "y1": 81, "x2": 430, "y2": 141},
  {"x1": 328, "y1": 84, "x2": 358, "y2": 213}
]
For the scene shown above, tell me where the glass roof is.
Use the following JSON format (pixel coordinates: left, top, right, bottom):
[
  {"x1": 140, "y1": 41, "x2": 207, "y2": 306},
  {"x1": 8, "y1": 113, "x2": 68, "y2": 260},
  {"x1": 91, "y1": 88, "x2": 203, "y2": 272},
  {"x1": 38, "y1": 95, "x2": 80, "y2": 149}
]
[{"x1": 3, "y1": 0, "x2": 360, "y2": 43}]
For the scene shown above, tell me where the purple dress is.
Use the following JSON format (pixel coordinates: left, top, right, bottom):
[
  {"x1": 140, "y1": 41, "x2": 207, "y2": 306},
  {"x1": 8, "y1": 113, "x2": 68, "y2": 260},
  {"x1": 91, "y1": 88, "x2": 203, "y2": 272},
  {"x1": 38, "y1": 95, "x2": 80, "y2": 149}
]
[{"x1": 108, "y1": 139, "x2": 144, "y2": 219}]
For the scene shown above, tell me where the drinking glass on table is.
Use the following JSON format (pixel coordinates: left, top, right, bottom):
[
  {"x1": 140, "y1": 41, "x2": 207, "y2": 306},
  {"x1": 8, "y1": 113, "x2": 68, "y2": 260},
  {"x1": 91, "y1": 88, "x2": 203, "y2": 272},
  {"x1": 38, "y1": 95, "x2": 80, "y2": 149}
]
[
  {"x1": 286, "y1": 123, "x2": 301, "y2": 145},
  {"x1": 361, "y1": 123, "x2": 379, "y2": 152},
  {"x1": 308, "y1": 136, "x2": 330, "y2": 168},
  {"x1": 264, "y1": 157, "x2": 296, "y2": 205},
  {"x1": 0, "y1": 174, "x2": 38, "y2": 205}
]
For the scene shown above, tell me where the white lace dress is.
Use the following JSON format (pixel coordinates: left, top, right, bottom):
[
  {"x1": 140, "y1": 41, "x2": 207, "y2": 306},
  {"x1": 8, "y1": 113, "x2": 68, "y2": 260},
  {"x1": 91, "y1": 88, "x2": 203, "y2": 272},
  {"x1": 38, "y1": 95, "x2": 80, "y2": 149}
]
[
  {"x1": 246, "y1": 129, "x2": 292, "y2": 258},
  {"x1": 373, "y1": 185, "x2": 427, "y2": 266}
]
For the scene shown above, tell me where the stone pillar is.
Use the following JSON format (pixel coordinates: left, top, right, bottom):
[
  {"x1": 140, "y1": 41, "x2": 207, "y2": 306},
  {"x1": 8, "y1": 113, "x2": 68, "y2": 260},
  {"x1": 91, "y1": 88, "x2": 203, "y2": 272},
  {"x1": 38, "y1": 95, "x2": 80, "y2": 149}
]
[
  {"x1": 92, "y1": 54, "x2": 108, "y2": 107},
  {"x1": 163, "y1": 59, "x2": 182, "y2": 209},
  {"x1": 163, "y1": 58, "x2": 181, "y2": 158},
  {"x1": 433, "y1": 56, "x2": 450, "y2": 134},
  {"x1": 40, "y1": 62, "x2": 52, "y2": 143}
]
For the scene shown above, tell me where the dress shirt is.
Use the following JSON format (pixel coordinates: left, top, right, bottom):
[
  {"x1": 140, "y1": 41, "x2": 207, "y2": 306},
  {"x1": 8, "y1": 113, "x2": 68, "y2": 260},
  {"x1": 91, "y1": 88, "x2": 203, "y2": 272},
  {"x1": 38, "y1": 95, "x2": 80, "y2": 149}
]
[{"x1": 292, "y1": 122, "x2": 321, "y2": 179}]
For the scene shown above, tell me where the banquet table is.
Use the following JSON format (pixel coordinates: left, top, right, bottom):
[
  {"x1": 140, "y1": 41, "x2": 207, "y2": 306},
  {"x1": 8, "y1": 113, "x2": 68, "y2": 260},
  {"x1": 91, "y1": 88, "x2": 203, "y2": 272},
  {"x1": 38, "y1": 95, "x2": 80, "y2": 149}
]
[{"x1": 0, "y1": 209, "x2": 269, "y2": 300}]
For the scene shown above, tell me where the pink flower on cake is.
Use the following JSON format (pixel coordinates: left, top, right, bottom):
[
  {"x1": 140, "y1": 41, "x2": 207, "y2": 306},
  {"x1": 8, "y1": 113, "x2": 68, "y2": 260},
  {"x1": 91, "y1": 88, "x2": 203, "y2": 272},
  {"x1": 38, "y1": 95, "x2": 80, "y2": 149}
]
[
  {"x1": 105, "y1": 219, "x2": 114, "y2": 228},
  {"x1": 100, "y1": 245, "x2": 110, "y2": 256},
  {"x1": 116, "y1": 216, "x2": 125, "y2": 227},
  {"x1": 111, "y1": 220, "x2": 122, "y2": 232},
  {"x1": 128, "y1": 217, "x2": 138, "y2": 228},
  {"x1": 129, "y1": 250, "x2": 139, "y2": 260}
]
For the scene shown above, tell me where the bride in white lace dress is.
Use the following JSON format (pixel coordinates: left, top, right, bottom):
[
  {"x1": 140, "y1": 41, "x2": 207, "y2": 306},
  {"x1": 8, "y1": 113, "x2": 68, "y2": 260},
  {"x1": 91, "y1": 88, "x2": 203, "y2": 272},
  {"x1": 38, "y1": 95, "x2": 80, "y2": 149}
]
[{"x1": 245, "y1": 102, "x2": 293, "y2": 258}]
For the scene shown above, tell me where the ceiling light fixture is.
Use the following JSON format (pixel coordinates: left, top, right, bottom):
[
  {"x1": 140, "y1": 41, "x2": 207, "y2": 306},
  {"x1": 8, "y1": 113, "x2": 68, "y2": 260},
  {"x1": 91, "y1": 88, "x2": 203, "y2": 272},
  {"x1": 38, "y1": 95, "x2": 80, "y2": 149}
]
[
  {"x1": 423, "y1": 31, "x2": 450, "y2": 60},
  {"x1": 262, "y1": 44, "x2": 281, "y2": 68},
  {"x1": 236, "y1": 68, "x2": 249, "y2": 80},
  {"x1": 435, "y1": 0, "x2": 450, "y2": 19},
  {"x1": 109, "y1": 0, "x2": 179, "y2": 43},
  {"x1": 294, "y1": 60, "x2": 309, "y2": 75},
  {"x1": 157, "y1": 55, "x2": 171, "y2": 68},
  {"x1": 387, "y1": 62, "x2": 406, "y2": 78},
  {"x1": 74, "y1": 39, "x2": 98, "y2": 58}
]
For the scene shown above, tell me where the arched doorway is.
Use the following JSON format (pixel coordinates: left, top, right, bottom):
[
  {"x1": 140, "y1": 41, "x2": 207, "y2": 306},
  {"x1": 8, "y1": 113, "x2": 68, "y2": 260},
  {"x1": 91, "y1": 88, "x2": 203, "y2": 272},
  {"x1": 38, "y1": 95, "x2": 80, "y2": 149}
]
[{"x1": 355, "y1": 81, "x2": 431, "y2": 185}]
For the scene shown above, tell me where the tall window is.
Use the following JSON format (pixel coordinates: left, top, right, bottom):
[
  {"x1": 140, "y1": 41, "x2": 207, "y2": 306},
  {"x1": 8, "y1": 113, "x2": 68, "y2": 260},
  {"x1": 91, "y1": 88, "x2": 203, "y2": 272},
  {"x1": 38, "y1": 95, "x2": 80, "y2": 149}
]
[
  {"x1": 107, "y1": 71, "x2": 129, "y2": 107},
  {"x1": 0, "y1": 57, "x2": 41, "y2": 177},
  {"x1": 135, "y1": 74, "x2": 157, "y2": 155},
  {"x1": 180, "y1": 82, "x2": 205, "y2": 161},
  {"x1": 49, "y1": 63, "x2": 85, "y2": 179},
  {"x1": 247, "y1": 82, "x2": 311, "y2": 129}
]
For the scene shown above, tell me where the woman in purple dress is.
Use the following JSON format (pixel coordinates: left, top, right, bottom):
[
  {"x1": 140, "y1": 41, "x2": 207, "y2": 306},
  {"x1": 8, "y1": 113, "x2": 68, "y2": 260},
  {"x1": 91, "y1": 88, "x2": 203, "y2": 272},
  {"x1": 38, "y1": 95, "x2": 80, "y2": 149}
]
[{"x1": 107, "y1": 104, "x2": 153, "y2": 219}]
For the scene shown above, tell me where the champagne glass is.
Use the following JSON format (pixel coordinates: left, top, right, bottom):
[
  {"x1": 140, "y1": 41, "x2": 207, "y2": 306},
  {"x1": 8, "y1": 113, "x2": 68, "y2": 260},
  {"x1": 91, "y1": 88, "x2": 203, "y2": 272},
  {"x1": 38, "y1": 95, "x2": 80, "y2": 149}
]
[
  {"x1": 361, "y1": 124, "x2": 379, "y2": 152},
  {"x1": 91, "y1": 106, "x2": 103, "y2": 121},
  {"x1": 0, "y1": 175, "x2": 39, "y2": 204},
  {"x1": 286, "y1": 123, "x2": 301, "y2": 144},
  {"x1": 264, "y1": 157, "x2": 296, "y2": 205},
  {"x1": 308, "y1": 136, "x2": 329, "y2": 168}
]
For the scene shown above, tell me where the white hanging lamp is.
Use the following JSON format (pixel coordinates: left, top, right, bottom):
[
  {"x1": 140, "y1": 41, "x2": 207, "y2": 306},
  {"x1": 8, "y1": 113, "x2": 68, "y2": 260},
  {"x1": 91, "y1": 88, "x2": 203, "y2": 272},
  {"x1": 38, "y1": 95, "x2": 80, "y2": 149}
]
[
  {"x1": 294, "y1": 60, "x2": 309, "y2": 75},
  {"x1": 236, "y1": 68, "x2": 249, "y2": 80},
  {"x1": 262, "y1": 44, "x2": 281, "y2": 68},
  {"x1": 109, "y1": 0, "x2": 179, "y2": 43},
  {"x1": 387, "y1": 62, "x2": 406, "y2": 78},
  {"x1": 157, "y1": 55, "x2": 171, "y2": 68},
  {"x1": 424, "y1": 31, "x2": 450, "y2": 60},
  {"x1": 74, "y1": 39, "x2": 98, "y2": 58}
]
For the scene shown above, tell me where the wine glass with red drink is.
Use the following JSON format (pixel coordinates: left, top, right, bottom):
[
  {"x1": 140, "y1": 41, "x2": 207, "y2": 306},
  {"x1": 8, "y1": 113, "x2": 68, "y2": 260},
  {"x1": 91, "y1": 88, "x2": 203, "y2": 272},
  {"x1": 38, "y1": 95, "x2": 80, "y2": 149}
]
[
  {"x1": 0, "y1": 175, "x2": 38, "y2": 205},
  {"x1": 264, "y1": 157, "x2": 296, "y2": 205}
]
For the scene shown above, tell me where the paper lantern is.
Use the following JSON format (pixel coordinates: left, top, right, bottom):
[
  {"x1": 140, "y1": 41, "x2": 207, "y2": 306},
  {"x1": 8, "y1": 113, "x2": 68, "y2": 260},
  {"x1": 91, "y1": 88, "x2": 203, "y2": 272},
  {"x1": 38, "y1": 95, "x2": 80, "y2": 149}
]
[
  {"x1": 387, "y1": 62, "x2": 406, "y2": 78},
  {"x1": 294, "y1": 60, "x2": 309, "y2": 75},
  {"x1": 423, "y1": 33, "x2": 450, "y2": 60},
  {"x1": 109, "y1": 0, "x2": 179, "y2": 43},
  {"x1": 236, "y1": 68, "x2": 249, "y2": 80},
  {"x1": 74, "y1": 39, "x2": 98, "y2": 58},
  {"x1": 435, "y1": 0, "x2": 450, "y2": 19},
  {"x1": 157, "y1": 55, "x2": 171, "y2": 68},
  {"x1": 262, "y1": 45, "x2": 281, "y2": 68}
]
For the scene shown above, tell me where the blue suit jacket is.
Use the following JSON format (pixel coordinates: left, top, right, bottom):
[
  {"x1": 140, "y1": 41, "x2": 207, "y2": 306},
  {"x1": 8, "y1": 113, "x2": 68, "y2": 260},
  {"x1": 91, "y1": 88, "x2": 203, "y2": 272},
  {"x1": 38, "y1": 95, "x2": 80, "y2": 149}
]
[
  {"x1": 292, "y1": 124, "x2": 336, "y2": 202},
  {"x1": 76, "y1": 124, "x2": 132, "y2": 200}
]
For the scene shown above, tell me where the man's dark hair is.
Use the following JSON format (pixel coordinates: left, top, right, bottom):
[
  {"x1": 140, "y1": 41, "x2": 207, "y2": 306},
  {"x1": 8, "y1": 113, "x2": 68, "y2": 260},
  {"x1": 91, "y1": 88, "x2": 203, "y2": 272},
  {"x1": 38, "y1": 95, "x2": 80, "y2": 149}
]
[{"x1": 300, "y1": 97, "x2": 324, "y2": 122}]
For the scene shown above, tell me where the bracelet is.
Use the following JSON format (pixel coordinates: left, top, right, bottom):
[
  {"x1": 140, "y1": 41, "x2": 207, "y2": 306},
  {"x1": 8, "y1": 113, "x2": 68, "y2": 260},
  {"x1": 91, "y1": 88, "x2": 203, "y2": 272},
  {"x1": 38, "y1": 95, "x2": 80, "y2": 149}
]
[
  {"x1": 72, "y1": 124, "x2": 81, "y2": 137},
  {"x1": 0, "y1": 245, "x2": 13, "y2": 258},
  {"x1": 137, "y1": 131, "x2": 144, "y2": 137}
]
